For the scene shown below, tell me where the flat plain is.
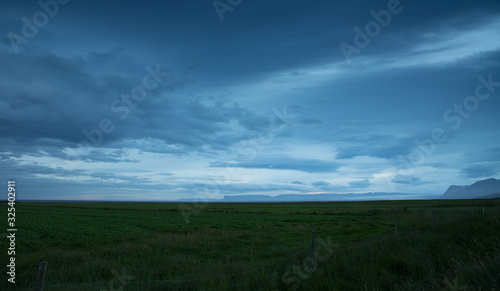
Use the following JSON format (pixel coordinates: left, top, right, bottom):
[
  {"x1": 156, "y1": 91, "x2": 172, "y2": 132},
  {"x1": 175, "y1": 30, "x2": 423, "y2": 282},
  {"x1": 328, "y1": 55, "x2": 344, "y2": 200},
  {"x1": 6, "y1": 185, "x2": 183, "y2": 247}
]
[{"x1": 1, "y1": 199, "x2": 499, "y2": 290}]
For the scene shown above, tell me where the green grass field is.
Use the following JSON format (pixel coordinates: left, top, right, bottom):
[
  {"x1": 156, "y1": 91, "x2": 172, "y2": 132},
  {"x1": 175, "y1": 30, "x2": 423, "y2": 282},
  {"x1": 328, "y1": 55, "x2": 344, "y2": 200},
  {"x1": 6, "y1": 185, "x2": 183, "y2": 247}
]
[{"x1": 1, "y1": 199, "x2": 499, "y2": 290}]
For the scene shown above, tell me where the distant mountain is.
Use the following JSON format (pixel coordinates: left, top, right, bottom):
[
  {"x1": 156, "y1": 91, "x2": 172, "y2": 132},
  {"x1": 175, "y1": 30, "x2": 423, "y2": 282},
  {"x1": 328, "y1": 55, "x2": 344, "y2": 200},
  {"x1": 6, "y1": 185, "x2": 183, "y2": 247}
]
[
  {"x1": 222, "y1": 192, "x2": 434, "y2": 202},
  {"x1": 442, "y1": 178, "x2": 500, "y2": 199},
  {"x1": 476, "y1": 192, "x2": 500, "y2": 199}
]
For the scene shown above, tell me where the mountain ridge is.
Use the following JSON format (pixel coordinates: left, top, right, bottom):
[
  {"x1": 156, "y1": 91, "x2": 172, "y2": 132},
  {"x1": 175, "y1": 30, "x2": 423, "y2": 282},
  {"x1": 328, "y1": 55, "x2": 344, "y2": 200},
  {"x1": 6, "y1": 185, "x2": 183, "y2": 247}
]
[
  {"x1": 442, "y1": 178, "x2": 500, "y2": 199},
  {"x1": 221, "y1": 192, "x2": 436, "y2": 202}
]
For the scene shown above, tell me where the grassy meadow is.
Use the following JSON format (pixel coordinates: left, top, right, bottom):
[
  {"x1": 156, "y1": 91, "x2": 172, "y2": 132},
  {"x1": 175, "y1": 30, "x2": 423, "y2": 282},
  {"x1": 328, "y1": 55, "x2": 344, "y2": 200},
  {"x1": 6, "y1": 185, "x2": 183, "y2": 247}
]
[{"x1": 0, "y1": 199, "x2": 499, "y2": 290}]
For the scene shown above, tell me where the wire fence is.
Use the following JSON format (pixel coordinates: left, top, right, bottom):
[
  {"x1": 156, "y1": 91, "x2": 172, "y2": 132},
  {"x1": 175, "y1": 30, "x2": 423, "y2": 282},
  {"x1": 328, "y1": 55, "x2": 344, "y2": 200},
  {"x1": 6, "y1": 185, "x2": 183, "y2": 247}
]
[{"x1": 23, "y1": 208, "x2": 492, "y2": 291}]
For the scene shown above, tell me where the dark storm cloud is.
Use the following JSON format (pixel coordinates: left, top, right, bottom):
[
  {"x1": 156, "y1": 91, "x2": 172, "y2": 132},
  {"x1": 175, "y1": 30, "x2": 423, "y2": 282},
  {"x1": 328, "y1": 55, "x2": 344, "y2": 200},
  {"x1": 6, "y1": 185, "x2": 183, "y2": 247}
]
[
  {"x1": 8, "y1": 0, "x2": 492, "y2": 88},
  {"x1": 335, "y1": 0, "x2": 500, "y2": 62},
  {"x1": 1, "y1": 0, "x2": 499, "y2": 200},
  {"x1": 0, "y1": 47, "x2": 273, "y2": 155},
  {"x1": 460, "y1": 164, "x2": 500, "y2": 179},
  {"x1": 0, "y1": 151, "x2": 143, "y2": 185},
  {"x1": 0, "y1": 48, "x2": 142, "y2": 144},
  {"x1": 0, "y1": 156, "x2": 55, "y2": 177}
]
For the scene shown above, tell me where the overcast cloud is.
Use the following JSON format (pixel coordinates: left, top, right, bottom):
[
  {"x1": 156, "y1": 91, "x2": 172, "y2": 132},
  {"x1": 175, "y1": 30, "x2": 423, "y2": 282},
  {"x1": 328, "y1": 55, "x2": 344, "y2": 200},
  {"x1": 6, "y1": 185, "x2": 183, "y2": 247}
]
[{"x1": 1, "y1": 0, "x2": 499, "y2": 200}]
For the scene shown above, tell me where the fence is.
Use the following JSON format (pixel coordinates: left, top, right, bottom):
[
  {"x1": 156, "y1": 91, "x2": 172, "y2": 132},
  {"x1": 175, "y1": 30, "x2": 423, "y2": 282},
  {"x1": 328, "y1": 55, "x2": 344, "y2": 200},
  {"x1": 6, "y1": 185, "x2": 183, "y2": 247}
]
[{"x1": 26, "y1": 207, "x2": 491, "y2": 291}]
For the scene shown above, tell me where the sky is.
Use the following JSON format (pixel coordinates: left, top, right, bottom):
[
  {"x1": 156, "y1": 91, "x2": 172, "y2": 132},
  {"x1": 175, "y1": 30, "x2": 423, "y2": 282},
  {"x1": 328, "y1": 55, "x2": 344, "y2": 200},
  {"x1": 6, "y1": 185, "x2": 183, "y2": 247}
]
[{"x1": 1, "y1": 0, "x2": 500, "y2": 201}]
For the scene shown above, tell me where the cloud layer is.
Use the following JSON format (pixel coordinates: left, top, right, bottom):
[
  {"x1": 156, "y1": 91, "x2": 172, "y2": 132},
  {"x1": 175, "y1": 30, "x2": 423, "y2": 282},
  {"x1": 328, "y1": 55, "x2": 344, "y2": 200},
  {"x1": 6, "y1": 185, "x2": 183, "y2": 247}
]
[{"x1": 1, "y1": 0, "x2": 499, "y2": 200}]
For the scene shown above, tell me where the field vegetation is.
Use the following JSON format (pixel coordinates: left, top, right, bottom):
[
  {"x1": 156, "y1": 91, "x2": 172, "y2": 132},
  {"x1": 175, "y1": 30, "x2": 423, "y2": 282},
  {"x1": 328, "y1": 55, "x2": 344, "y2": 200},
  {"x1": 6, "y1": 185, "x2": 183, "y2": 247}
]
[{"x1": 1, "y1": 199, "x2": 499, "y2": 290}]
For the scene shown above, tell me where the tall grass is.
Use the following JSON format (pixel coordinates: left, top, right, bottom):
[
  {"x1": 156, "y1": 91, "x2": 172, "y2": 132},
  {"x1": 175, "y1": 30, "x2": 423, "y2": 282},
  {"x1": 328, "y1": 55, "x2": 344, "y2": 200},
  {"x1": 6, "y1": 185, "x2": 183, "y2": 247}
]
[
  {"x1": 291, "y1": 212, "x2": 500, "y2": 290},
  {"x1": 1, "y1": 199, "x2": 498, "y2": 290}
]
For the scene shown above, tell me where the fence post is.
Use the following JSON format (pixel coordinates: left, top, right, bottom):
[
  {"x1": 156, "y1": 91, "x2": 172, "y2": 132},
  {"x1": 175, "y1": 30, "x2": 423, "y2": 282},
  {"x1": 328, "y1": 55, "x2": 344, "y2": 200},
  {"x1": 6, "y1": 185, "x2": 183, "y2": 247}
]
[
  {"x1": 311, "y1": 231, "x2": 315, "y2": 273},
  {"x1": 35, "y1": 261, "x2": 48, "y2": 291},
  {"x1": 482, "y1": 207, "x2": 484, "y2": 215},
  {"x1": 395, "y1": 220, "x2": 398, "y2": 240}
]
